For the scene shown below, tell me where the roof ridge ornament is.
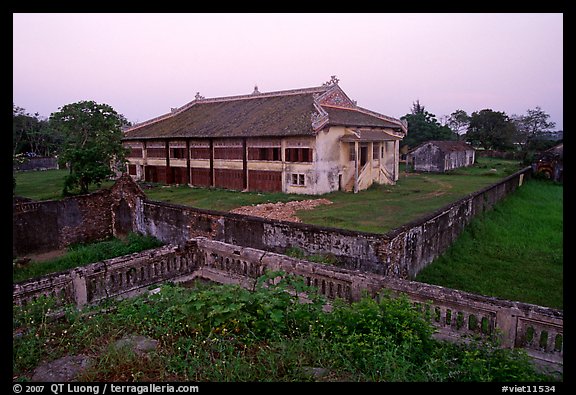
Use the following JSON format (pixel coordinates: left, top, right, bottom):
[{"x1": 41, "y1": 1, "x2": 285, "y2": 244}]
[
  {"x1": 252, "y1": 85, "x2": 261, "y2": 95},
  {"x1": 195, "y1": 92, "x2": 205, "y2": 100},
  {"x1": 322, "y1": 75, "x2": 340, "y2": 87}
]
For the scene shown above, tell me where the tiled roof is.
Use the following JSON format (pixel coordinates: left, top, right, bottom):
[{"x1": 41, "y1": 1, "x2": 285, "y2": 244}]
[
  {"x1": 410, "y1": 140, "x2": 474, "y2": 153},
  {"x1": 323, "y1": 106, "x2": 404, "y2": 130},
  {"x1": 123, "y1": 83, "x2": 406, "y2": 140}
]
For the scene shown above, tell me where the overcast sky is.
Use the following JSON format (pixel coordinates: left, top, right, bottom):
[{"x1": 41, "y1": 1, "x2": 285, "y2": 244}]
[{"x1": 13, "y1": 13, "x2": 563, "y2": 130}]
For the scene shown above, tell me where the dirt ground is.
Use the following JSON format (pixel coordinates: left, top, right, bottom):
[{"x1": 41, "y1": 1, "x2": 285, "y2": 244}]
[
  {"x1": 16, "y1": 249, "x2": 67, "y2": 264},
  {"x1": 229, "y1": 198, "x2": 333, "y2": 222}
]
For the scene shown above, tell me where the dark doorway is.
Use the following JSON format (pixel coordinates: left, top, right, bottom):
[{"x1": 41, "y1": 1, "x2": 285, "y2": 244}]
[
  {"x1": 360, "y1": 145, "x2": 369, "y2": 167},
  {"x1": 113, "y1": 198, "x2": 133, "y2": 237}
]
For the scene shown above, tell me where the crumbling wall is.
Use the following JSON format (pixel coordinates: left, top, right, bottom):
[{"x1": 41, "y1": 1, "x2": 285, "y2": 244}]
[
  {"x1": 138, "y1": 167, "x2": 532, "y2": 278},
  {"x1": 14, "y1": 167, "x2": 531, "y2": 280},
  {"x1": 13, "y1": 173, "x2": 145, "y2": 257},
  {"x1": 13, "y1": 238, "x2": 563, "y2": 369},
  {"x1": 378, "y1": 168, "x2": 530, "y2": 278},
  {"x1": 13, "y1": 190, "x2": 113, "y2": 256}
]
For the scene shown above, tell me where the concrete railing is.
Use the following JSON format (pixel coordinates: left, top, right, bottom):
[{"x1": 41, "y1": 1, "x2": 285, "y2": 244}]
[
  {"x1": 13, "y1": 237, "x2": 563, "y2": 370},
  {"x1": 13, "y1": 244, "x2": 201, "y2": 308},
  {"x1": 195, "y1": 238, "x2": 563, "y2": 368}
]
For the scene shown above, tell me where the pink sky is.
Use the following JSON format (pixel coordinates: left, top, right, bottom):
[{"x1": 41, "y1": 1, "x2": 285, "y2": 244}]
[{"x1": 13, "y1": 13, "x2": 563, "y2": 130}]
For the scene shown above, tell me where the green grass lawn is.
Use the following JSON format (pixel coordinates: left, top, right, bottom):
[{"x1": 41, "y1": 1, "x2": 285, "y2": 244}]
[
  {"x1": 13, "y1": 169, "x2": 115, "y2": 200},
  {"x1": 415, "y1": 179, "x2": 563, "y2": 309},
  {"x1": 141, "y1": 184, "x2": 313, "y2": 212}
]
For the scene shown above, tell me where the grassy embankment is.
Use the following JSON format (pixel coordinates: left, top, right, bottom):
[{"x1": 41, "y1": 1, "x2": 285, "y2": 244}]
[{"x1": 416, "y1": 178, "x2": 563, "y2": 309}]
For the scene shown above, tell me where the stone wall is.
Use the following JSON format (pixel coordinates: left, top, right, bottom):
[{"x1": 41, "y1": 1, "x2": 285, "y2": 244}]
[
  {"x1": 13, "y1": 191, "x2": 113, "y2": 256},
  {"x1": 137, "y1": 167, "x2": 532, "y2": 278},
  {"x1": 13, "y1": 167, "x2": 532, "y2": 280},
  {"x1": 13, "y1": 174, "x2": 145, "y2": 257},
  {"x1": 14, "y1": 157, "x2": 58, "y2": 171},
  {"x1": 378, "y1": 168, "x2": 530, "y2": 278},
  {"x1": 13, "y1": 238, "x2": 563, "y2": 369}
]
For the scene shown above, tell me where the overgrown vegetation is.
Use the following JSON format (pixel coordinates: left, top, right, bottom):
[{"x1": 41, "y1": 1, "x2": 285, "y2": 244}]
[
  {"x1": 13, "y1": 233, "x2": 164, "y2": 283},
  {"x1": 416, "y1": 179, "x2": 563, "y2": 309},
  {"x1": 13, "y1": 274, "x2": 557, "y2": 382}
]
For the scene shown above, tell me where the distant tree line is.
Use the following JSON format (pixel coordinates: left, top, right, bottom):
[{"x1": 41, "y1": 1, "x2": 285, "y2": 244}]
[{"x1": 400, "y1": 100, "x2": 561, "y2": 161}]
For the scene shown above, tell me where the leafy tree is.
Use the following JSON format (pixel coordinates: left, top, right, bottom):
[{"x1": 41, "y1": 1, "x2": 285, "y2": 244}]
[
  {"x1": 446, "y1": 109, "x2": 471, "y2": 140},
  {"x1": 50, "y1": 100, "x2": 129, "y2": 195},
  {"x1": 400, "y1": 100, "x2": 457, "y2": 150},
  {"x1": 465, "y1": 109, "x2": 517, "y2": 150},
  {"x1": 511, "y1": 106, "x2": 557, "y2": 149}
]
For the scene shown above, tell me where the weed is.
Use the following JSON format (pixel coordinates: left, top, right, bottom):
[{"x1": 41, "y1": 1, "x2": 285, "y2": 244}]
[
  {"x1": 13, "y1": 233, "x2": 163, "y2": 282},
  {"x1": 13, "y1": 275, "x2": 557, "y2": 382}
]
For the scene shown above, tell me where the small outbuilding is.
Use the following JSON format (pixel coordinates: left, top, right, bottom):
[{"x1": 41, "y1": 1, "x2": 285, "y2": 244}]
[{"x1": 406, "y1": 140, "x2": 475, "y2": 172}]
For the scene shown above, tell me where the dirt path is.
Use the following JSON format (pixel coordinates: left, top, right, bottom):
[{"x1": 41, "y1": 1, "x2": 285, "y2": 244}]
[
  {"x1": 18, "y1": 249, "x2": 67, "y2": 263},
  {"x1": 410, "y1": 176, "x2": 453, "y2": 200},
  {"x1": 230, "y1": 198, "x2": 333, "y2": 222}
]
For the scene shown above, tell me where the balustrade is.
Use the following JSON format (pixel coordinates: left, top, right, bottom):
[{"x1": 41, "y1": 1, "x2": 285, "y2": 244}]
[{"x1": 12, "y1": 238, "x2": 562, "y2": 369}]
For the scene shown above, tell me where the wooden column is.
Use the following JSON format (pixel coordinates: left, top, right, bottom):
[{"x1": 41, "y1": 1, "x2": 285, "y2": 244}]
[
  {"x1": 185, "y1": 139, "x2": 191, "y2": 185},
  {"x1": 209, "y1": 139, "x2": 214, "y2": 187},
  {"x1": 354, "y1": 141, "x2": 359, "y2": 194},
  {"x1": 242, "y1": 138, "x2": 248, "y2": 190}
]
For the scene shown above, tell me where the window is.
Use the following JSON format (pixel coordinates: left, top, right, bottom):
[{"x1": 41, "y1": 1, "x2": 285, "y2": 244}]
[
  {"x1": 373, "y1": 144, "x2": 380, "y2": 160},
  {"x1": 349, "y1": 143, "x2": 356, "y2": 161},
  {"x1": 248, "y1": 147, "x2": 281, "y2": 161},
  {"x1": 127, "y1": 148, "x2": 143, "y2": 158},
  {"x1": 290, "y1": 173, "x2": 306, "y2": 186},
  {"x1": 190, "y1": 147, "x2": 211, "y2": 159},
  {"x1": 146, "y1": 148, "x2": 166, "y2": 158},
  {"x1": 285, "y1": 148, "x2": 312, "y2": 162},
  {"x1": 214, "y1": 147, "x2": 243, "y2": 160},
  {"x1": 170, "y1": 148, "x2": 186, "y2": 159}
]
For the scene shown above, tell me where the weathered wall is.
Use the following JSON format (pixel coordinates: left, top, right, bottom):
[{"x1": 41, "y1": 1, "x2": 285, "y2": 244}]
[
  {"x1": 14, "y1": 167, "x2": 531, "y2": 280},
  {"x1": 13, "y1": 174, "x2": 145, "y2": 257},
  {"x1": 13, "y1": 191, "x2": 113, "y2": 256},
  {"x1": 137, "y1": 167, "x2": 532, "y2": 279},
  {"x1": 377, "y1": 168, "x2": 529, "y2": 278},
  {"x1": 13, "y1": 238, "x2": 563, "y2": 369}
]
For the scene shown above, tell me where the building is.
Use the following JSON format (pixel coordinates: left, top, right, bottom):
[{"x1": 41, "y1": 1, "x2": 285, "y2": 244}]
[
  {"x1": 122, "y1": 77, "x2": 407, "y2": 194},
  {"x1": 406, "y1": 140, "x2": 475, "y2": 172}
]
